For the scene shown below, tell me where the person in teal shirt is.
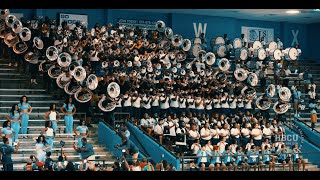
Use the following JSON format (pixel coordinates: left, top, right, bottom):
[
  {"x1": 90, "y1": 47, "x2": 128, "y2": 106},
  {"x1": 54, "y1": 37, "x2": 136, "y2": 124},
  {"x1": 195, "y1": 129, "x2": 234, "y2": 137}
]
[
  {"x1": 276, "y1": 144, "x2": 293, "y2": 171},
  {"x1": 0, "y1": 137, "x2": 20, "y2": 171},
  {"x1": 18, "y1": 95, "x2": 32, "y2": 138},
  {"x1": 6, "y1": 104, "x2": 21, "y2": 143},
  {"x1": 60, "y1": 97, "x2": 77, "y2": 135}
]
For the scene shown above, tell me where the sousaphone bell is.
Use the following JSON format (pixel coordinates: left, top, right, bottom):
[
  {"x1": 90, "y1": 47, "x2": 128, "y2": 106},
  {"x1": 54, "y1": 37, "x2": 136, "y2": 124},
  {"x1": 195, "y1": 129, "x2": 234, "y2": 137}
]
[
  {"x1": 19, "y1": 27, "x2": 31, "y2": 41},
  {"x1": 57, "y1": 52, "x2": 72, "y2": 67},
  {"x1": 0, "y1": 9, "x2": 10, "y2": 19},
  {"x1": 204, "y1": 52, "x2": 216, "y2": 66},
  {"x1": 74, "y1": 87, "x2": 93, "y2": 103},
  {"x1": 46, "y1": 46, "x2": 59, "y2": 61},
  {"x1": 234, "y1": 68, "x2": 247, "y2": 81}
]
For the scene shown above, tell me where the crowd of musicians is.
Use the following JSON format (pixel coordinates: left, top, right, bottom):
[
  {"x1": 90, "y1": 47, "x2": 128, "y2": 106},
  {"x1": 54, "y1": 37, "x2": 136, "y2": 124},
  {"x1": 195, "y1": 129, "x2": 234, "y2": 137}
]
[{"x1": 0, "y1": 9, "x2": 318, "y2": 171}]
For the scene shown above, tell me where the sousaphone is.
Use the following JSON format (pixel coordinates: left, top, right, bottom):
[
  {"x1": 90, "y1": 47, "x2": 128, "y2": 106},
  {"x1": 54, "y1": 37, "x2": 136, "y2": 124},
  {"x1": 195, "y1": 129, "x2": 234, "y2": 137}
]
[
  {"x1": 48, "y1": 64, "x2": 62, "y2": 79},
  {"x1": 86, "y1": 74, "x2": 99, "y2": 90},
  {"x1": 155, "y1": 20, "x2": 166, "y2": 32},
  {"x1": 13, "y1": 41, "x2": 28, "y2": 54},
  {"x1": 74, "y1": 87, "x2": 93, "y2": 103},
  {"x1": 0, "y1": 9, "x2": 10, "y2": 19},
  {"x1": 5, "y1": 14, "x2": 16, "y2": 27},
  {"x1": 33, "y1": 37, "x2": 44, "y2": 50},
  {"x1": 24, "y1": 51, "x2": 39, "y2": 64},
  {"x1": 4, "y1": 32, "x2": 19, "y2": 47},
  {"x1": 46, "y1": 46, "x2": 59, "y2": 61},
  {"x1": 11, "y1": 19, "x2": 22, "y2": 33},
  {"x1": 234, "y1": 68, "x2": 248, "y2": 81},
  {"x1": 73, "y1": 66, "x2": 87, "y2": 82},
  {"x1": 164, "y1": 27, "x2": 173, "y2": 39},
  {"x1": 204, "y1": 52, "x2": 216, "y2": 66},
  {"x1": 217, "y1": 58, "x2": 230, "y2": 71},
  {"x1": 279, "y1": 87, "x2": 291, "y2": 102},
  {"x1": 19, "y1": 27, "x2": 31, "y2": 41},
  {"x1": 98, "y1": 94, "x2": 116, "y2": 112},
  {"x1": 107, "y1": 82, "x2": 121, "y2": 98},
  {"x1": 64, "y1": 81, "x2": 81, "y2": 95},
  {"x1": 266, "y1": 84, "x2": 276, "y2": 98},
  {"x1": 181, "y1": 39, "x2": 191, "y2": 51},
  {"x1": 172, "y1": 34, "x2": 183, "y2": 47},
  {"x1": 256, "y1": 96, "x2": 272, "y2": 110},
  {"x1": 247, "y1": 72, "x2": 258, "y2": 86},
  {"x1": 69, "y1": 61, "x2": 79, "y2": 76},
  {"x1": 57, "y1": 52, "x2": 72, "y2": 67},
  {"x1": 56, "y1": 72, "x2": 71, "y2": 88},
  {"x1": 273, "y1": 101, "x2": 290, "y2": 114}
]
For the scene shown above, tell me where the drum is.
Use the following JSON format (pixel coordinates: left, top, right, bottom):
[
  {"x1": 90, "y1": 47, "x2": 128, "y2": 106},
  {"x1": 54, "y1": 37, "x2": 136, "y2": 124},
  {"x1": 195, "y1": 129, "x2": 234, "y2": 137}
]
[
  {"x1": 269, "y1": 49, "x2": 282, "y2": 61},
  {"x1": 253, "y1": 41, "x2": 262, "y2": 50},
  {"x1": 234, "y1": 47, "x2": 248, "y2": 61},
  {"x1": 284, "y1": 47, "x2": 298, "y2": 61},
  {"x1": 253, "y1": 48, "x2": 267, "y2": 60},
  {"x1": 268, "y1": 41, "x2": 277, "y2": 50},
  {"x1": 213, "y1": 44, "x2": 226, "y2": 58},
  {"x1": 192, "y1": 43, "x2": 203, "y2": 57},
  {"x1": 233, "y1": 38, "x2": 242, "y2": 49}
]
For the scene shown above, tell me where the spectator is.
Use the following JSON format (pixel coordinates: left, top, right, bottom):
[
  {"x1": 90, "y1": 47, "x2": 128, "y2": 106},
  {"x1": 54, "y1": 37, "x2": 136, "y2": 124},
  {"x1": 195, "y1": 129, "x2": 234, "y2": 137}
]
[
  {"x1": 115, "y1": 136, "x2": 139, "y2": 163},
  {"x1": 0, "y1": 137, "x2": 20, "y2": 171},
  {"x1": 309, "y1": 99, "x2": 318, "y2": 130},
  {"x1": 43, "y1": 151, "x2": 54, "y2": 171},
  {"x1": 73, "y1": 137, "x2": 96, "y2": 169}
]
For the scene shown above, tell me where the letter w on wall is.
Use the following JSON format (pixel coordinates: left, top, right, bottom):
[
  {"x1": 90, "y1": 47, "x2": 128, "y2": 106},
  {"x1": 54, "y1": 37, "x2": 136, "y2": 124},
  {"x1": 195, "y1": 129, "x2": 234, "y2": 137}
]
[{"x1": 193, "y1": 23, "x2": 207, "y2": 37}]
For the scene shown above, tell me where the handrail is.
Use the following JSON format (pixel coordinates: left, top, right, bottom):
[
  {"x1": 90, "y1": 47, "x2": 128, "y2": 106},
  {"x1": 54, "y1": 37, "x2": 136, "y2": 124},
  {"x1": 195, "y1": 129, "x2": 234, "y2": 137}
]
[
  {"x1": 126, "y1": 119, "x2": 178, "y2": 159},
  {"x1": 99, "y1": 118, "x2": 150, "y2": 159},
  {"x1": 293, "y1": 118, "x2": 320, "y2": 134},
  {"x1": 285, "y1": 120, "x2": 320, "y2": 149}
]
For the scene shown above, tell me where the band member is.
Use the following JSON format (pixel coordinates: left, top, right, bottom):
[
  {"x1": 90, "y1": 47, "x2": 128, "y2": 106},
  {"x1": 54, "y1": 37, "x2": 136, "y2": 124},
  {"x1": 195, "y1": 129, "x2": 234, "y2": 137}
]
[
  {"x1": 123, "y1": 92, "x2": 132, "y2": 118},
  {"x1": 132, "y1": 92, "x2": 142, "y2": 119},
  {"x1": 43, "y1": 103, "x2": 61, "y2": 133},
  {"x1": 309, "y1": 99, "x2": 318, "y2": 130},
  {"x1": 259, "y1": 94, "x2": 272, "y2": 122},
  {"x1": 74, "y1": 119, "x2": 89, "y2": 148},
  {"x1": 292, "y1": 86, "x2": 302, "y2": 118},
  {"x1": 292, "y1": 144, "x2": 306, "y2": 171},
  {"x1": 160, "y1": 93, "x2": 170, "y2": 118},
  {"x1": 40, "y1": 120, "x2": 55, "y2": 152},
  {"x1": 1, "y1": 121, "x2": 14, "y2": 147},
  {"x1": 60, "y1": 97, "x2": 77, "y2": 135},
  {"x1": 179, "y1": 95, "x2": 187, "y2": 116},
  {"x1": 6, "y1": 104, "x2": 21, "y2": 142},
  {"x1": 276, "y1": 144, "x2": 293, "y2": 171},
  {"x1": 187, "y1": 95, "x2": 195, "y2": 115},
  {"x1": 151, "y1": 92, "x2": 160, "y2": 116},
  {"x1": 18, "y1": 95, "x2": 32, "y2": 138},
  {"x1": 169, "y1": 93, "x2": 179, "y2": 115}
]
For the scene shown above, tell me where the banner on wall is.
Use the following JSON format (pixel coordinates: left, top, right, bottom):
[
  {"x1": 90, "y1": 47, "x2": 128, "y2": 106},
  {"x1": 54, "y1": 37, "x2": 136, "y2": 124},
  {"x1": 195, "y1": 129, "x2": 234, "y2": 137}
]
[
  {"x1": 117, "y1": 19, "x2": 157, "y2": 30},
  {"x1": 59, "y1": 13, "x2": 88, "y2": 27},
  {"x1": 241, "y1": 26, "x2": 274, "y2": 43}
]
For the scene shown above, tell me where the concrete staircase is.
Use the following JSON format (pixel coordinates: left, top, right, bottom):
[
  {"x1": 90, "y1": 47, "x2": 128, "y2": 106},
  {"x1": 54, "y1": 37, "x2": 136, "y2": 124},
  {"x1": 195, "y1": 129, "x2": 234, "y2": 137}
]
[{"x1": 0, "y1": 59, "x2": 116, "y2": 171}]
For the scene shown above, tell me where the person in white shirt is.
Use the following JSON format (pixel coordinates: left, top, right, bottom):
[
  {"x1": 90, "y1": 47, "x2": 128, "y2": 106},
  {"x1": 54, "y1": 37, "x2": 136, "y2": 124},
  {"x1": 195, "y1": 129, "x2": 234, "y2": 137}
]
[
  {"x1": 237, "y1": 95, "x2": 244, "y2": 113},
  {"x1": 169, "y1": 93, "x2": 179, "y2": 115},
  {"x1": 132, "y1": 93, "x2": 142, "y2": 118},
  {"x1": 188, "y1": 124, "x2": 200, "y2": 148},
  {"x1": 230, "y1": 123, "x2": 241, "y2": 146},
  {"x1": 204, "y1": 97, "x2": 213, "y2": 117},
  {"x1": 163, "y1": 116, "x2": 178, "y2": 150},
  {"x1": 175, "y1": 121, "x2": 187, "y2": 157},
  {"x1": 210, "y1": 123, "x2": 220, "y2": 145},
  {"x1": 241, "y1": 123, "x2": 251, "y2": 148},
  {"x1": 241, "y1": 34, "x2": 248, "y2": 48},
  {"x1": 229, "y1": 94, "x2": 237, "y2": 116},
  {"x1": 200, "y1": 122, "x2": 212, "y2": 146},
  {"x1": 251, "y1": 123, "x2": 263, "y2": 148},
  {"x1": 217, "y1": 137, "x2": 228, "y2": 154},
  {"x1": 178, "y1": 95, "x2": 187, "y2": 116},
  {"x1": 187, "y1": 95, "x2": 195, "y2": 115},
  {"x1": 220, "y1": 93, "x2": 230, "y2": 116},
  {"x1": 244, "y1": 96, "x2": 253, "y2": 114},
  {"x1": 263, "y1": 122, "x2": 273, "y2": 141},
  {"x1": 160, "y1": 94, "x2": 170, "y2": 118},
  {"x1": 213, "y1": 95, "x2": 221, "y2": 114},
  {"x1": 151, "y1": 93, "x2": 160, "y2": 116},
  {"x1": 140, "y1": 113, "x2": 153, "y2": 135},
  {"x1": 283, "y1": 66, "x2": 291, "y2": 87},
  {"x1": 142, "y1": 94, "x2": 152, "y2": 116},
  {"x1": 153, "y1": 119, "x2": 164, "y2": 145},
  {"x1": 123, "y1": 92, "x2": 132, "y2": 118},
  {"x1": 219, "y1": 124, "x2": 230, "y2": 144},
  {"x1": 191, "y1": 139, "x2": 201, "y2": 155}
]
